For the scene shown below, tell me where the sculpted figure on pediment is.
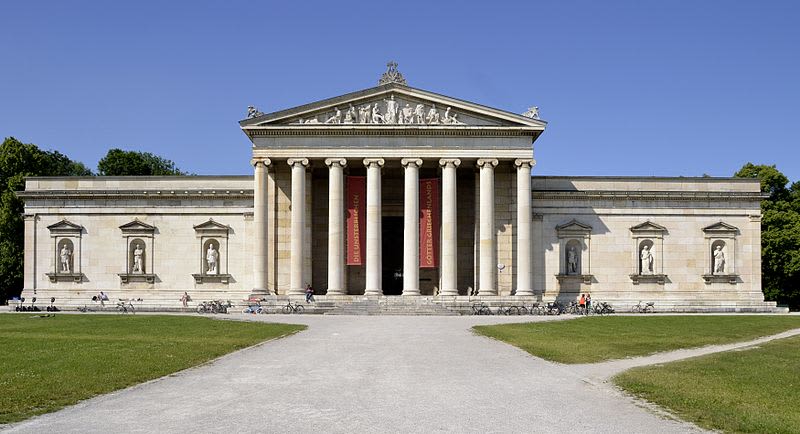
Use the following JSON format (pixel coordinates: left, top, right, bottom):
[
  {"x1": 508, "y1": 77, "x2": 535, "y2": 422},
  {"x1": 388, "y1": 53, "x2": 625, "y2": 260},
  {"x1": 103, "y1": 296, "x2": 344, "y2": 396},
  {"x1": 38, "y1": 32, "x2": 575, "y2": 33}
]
[
  {"x1": 371, "y1": 104, "x2": 384, "y2": 124},
  {"x1": 401, "y1": 103, "x2": 414, "y2": 124},
  {"x1": 304, "y1": 118, "x2": 320, "y2": 124},
  {"x1": 359, "y1": 104, "x2": 371, "y2": 123},
  {"x1": 426, "y1": 105, "x2": 440, "y2": 124},
  {"x1": 383, "y1": 95, "x2": 398, "y2": 124},
  {"x1": 325, "y1": 107, "x2": 342, "y2": 124},
  {"x1": 442, "y1": 107, "x2": 464, "y2": 124},
  {"x1": 344, "y1": 104, "x2": 356, "y2": 124},
  {"x1": 415, "y1": 104, "x2": 425, "y2": 124}
]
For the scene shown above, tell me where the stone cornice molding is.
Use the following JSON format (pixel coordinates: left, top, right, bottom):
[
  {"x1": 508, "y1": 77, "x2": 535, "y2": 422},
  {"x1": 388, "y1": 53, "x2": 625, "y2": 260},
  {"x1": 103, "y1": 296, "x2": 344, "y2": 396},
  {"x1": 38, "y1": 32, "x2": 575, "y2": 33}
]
[
  {"x1": 287, "y1": 158, "x2": 310, "y2": 168},
  {"x1": 324, "y1": 158, "x2": 347, "y2": 168},
  {"x1": 363, "y1": 158, "x2": 385, "y2": 168},
  {"x1": 244, "y1": 127, "x2": 540, "y2": 138},
  {"x1": 250, "y1": 157, "x2": 271, "y2": 167},
  {"x1": 514, "y1": 158, "x2": 536, "y2": 169},
  {"x1": 530, "y1": 190, "x2": 765, "y2": 202},
  {"x1": 476, "y1": 158, "x2": 499, "y2": 168},
  {"x1": 18, "y1": 190, "x2": 254, "y2": 200},
  {"x1": 438, "y1": 158, "x2": 461, "y2": 168},
  {"x1": 401, "y1": 158, "x2": 423, "y2": 168}
]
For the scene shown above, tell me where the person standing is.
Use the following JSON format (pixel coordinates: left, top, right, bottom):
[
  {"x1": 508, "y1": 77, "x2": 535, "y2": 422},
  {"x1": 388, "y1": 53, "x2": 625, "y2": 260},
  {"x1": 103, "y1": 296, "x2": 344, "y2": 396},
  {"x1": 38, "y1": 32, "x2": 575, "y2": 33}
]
[
  {"x1": 579, "y1": 293, "x2": 586, "y2": 314},
  {"x1": 180, "y1": 291, "x2": 190, "y2": 308},
  {"x1": 585, "y1": 293, "x2": 592, "y2": 315}
]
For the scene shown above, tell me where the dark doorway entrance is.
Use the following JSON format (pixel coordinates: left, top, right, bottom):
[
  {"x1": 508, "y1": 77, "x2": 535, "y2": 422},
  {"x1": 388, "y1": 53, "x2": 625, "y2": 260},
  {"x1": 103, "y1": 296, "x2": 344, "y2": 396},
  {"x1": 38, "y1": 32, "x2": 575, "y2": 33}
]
[{"x1": 382, "y1": 216, "x2": 404, "y2": 295}]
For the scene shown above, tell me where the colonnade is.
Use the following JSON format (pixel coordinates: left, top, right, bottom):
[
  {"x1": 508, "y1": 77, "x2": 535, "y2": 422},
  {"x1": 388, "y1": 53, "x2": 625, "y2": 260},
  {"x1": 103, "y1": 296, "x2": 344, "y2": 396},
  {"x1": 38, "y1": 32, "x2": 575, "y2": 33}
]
[{"x1": 251, "y1": 157, "x2": 536, "y2": 296}]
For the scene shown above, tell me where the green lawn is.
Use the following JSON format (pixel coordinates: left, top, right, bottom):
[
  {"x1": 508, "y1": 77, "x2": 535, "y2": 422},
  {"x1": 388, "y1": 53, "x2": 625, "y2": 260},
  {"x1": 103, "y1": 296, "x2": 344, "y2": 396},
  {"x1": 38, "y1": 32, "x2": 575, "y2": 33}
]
[
  {"x1": 0, "y1": 314, "x2": 305, "y2": 424},
  {"x1": 473, "y1": 316, "x2": 800, "y2": 364},
  {"x1": 614, "y1": 335, "x2": 800, "y2": 433}
]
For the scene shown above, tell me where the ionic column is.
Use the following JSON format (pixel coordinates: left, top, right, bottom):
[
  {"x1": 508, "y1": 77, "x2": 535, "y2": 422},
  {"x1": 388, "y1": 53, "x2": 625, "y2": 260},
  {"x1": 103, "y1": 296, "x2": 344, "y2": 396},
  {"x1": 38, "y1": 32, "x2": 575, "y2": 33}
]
[
  {"x1": 401, "y1": 158, "x2": 422, "y2": 296},
  {"x1": 251, "y1": 157, "x2": 271, "y2": 294},
  {"x1": 439, "y1": 158, "x2": 461, "y2": 296},
  {"x1": 288, "y1": 158, "x2": 309, "y2": 295},
  {"x1": 364, "y1": 158, "x2": 385, "y2": 296},
  {"x1": 477, "y1": 158, "x2": 499, "y2": 295},
  {"x1": 515, "y1": 159, "x2": 536, "y2": 296},
  {"x1": 325, "y1": 158, "x2": 347, "y2": 295}
]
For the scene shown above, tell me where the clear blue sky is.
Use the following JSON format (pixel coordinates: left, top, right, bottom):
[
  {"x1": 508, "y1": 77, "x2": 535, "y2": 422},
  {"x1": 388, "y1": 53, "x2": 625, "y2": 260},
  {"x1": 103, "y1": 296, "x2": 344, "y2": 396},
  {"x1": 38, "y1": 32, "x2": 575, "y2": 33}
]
[{"x1": 2, "y1": 1, "x2": 799, "y2": 181}]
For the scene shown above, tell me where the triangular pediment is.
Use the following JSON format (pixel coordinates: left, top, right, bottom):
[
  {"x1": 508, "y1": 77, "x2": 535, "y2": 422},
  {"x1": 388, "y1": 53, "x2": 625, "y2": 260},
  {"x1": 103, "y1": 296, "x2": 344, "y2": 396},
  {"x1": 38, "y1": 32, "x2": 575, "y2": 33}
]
[
  {"x1": 119, "y1": 219, "x2": 156, "y2": 233},
  {"x1": 240, "y1": 83, "x2": 546, "y2": 129},
  {"x1": 630, "y1": 221, "x2": 668, "y2": 233},
  {"x1": 193, "y1": 219, "x2": 230, "y2": 231},
  {"x1": 703, "y1": 221, "x2": 739, "y2": 233},
  {"x1": 47, "y1": 219, "x2": 84, "y2": 232},
  {"x1": 556, "y1": 219, "x2": 593, "y2": 233}
]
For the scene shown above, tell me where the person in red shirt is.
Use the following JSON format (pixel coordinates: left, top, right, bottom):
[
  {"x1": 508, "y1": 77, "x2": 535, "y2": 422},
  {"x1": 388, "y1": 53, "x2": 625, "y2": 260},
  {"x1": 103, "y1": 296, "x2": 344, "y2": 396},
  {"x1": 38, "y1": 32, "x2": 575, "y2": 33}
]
[{"x1": 579, "y1": 294, "x2": 586, "y2": 314}]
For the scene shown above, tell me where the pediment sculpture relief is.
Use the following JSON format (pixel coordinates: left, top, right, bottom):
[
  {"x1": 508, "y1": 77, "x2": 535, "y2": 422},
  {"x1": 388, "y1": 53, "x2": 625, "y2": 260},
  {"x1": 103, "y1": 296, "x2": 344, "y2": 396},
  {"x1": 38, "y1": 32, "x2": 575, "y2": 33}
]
[{"x1": 295, "y1": 95, "x2": 469, "y2": 126}]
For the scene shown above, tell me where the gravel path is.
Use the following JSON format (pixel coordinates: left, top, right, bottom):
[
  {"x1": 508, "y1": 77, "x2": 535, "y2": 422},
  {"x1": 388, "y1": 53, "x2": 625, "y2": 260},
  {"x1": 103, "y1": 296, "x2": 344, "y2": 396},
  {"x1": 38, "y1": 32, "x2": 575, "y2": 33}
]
[{"x1": 2, "y1": 315, "x2": 711, "y2": 434}]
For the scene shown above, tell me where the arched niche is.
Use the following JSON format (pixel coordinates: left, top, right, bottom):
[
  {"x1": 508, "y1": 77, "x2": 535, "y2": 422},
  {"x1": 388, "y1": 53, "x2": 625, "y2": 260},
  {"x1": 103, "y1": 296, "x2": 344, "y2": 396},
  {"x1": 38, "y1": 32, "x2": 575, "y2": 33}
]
[
  {"x1": 702, "y1": 221, "x2": 738, "y2": 284},
  {"x1": 129, "y1": 238, "x2": 147, "y2": 274},
  {"x1": 192, "y1": 219, "x2": 231, "y2": 284},
  {"x1": 638, "y1": 239, "x2": 655, "y2": 275},
  {"x1": 118, "y1": 219, "x2": 156, "y2": 284},
  {"x1": 46, "y1": 219, "x2": 84, "y2": 283},
  {"x1": 629, "y1": 221, "x2": 667, "y2": 285},
  {"x1": 555, "y1": 219, "x2": 592, "y2": 285}
]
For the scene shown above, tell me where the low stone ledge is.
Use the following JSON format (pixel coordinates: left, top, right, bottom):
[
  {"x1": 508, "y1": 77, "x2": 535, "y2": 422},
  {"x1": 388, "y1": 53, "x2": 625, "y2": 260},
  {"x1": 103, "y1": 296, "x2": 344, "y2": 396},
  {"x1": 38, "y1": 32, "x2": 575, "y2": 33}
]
[
  {"x1": 46, "y1": 272, "x2": 84, "y2": 283},
  {"x1": 556, "y1": 274, "x2": 593, "y2": 285},
  {"x1": 118, "y1": 273, "x2": 156, "y2": 284},
  {"x1": 192, "y1": 274, "x2": 231, "y2": 284},
  {"x1": 702, "y1": 274, "x2": 739, "y2": 284},
  {"x1": 629, "y1": 274, "x2": 667, "y2": 285}
]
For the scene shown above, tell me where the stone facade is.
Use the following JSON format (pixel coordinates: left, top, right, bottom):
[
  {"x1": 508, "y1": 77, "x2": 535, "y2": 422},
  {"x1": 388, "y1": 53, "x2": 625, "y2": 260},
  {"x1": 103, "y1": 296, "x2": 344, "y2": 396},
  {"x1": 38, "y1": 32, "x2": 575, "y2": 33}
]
[{"x1": 17, "y1": 74, "x2": 778, "y2": 311}]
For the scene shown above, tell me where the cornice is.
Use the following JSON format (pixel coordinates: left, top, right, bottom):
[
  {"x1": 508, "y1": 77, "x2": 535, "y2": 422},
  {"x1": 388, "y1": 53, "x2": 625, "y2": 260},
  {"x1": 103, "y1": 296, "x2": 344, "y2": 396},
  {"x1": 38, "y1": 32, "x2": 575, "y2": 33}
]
[
  {"x1": 531, "y1": 190, "x2": 767, "y2": 202},
  {"x1": 244, "y1": 126, "x2": 541, "y2": 138},
  {"x1": 17, "y1": 189, "x2": 254, "y2": 200}
]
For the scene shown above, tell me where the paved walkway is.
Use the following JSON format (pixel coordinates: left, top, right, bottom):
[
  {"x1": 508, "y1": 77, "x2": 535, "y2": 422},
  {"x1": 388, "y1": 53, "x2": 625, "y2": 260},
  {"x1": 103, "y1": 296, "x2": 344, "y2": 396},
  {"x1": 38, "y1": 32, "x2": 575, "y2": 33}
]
[{"x1": 1, "y1": 315, "x2": 715, "y2": 433}]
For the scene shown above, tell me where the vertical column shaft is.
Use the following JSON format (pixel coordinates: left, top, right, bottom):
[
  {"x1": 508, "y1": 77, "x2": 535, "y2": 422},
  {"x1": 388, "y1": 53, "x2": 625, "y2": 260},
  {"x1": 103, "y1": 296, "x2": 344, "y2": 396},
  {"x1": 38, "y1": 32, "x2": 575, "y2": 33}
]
[
  {"x1": 401, "y1": 158, "x2": 422, "y2": 296},
  {"x1": 477, "y1": 159, "x2": 499, "y2": 295},
  {"x1": 515, "y1": 159, "x2": 536, "y2": 296},
  {"x1": 325, "y1": 158, "x2": 347, "y2": 295},
  {"x1": 439, "y1": 159, "x2": 461, "y2": 296},
  {"x1": 251, "y1": 157, "x2": 271, "y2": 294},
  {"x1": 364, "y1": 158, "x2": 385, "y2": 295},
  {"x1": 288, "y1": 158, "x2": 309, "y2": 295}
]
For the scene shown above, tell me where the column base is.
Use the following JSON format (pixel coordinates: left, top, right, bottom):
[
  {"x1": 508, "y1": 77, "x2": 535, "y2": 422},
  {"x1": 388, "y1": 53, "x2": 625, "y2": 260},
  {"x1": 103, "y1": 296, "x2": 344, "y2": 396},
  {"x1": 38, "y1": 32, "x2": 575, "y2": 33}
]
[
  {"x1": 250, "y1": 288, "x2": 271, "y2": 298},
  {"x1": 365, "y1": 289, "x2": 383, "y2": 296},
  {"x1": 326, "y1": 289, "x2": 346, "y2": 296},
  {"x1": 439, "y1": 289, "x2": 458, "y2": 296},
  {"x1": 402, "y1": 289, "x2": 421, "y2": 296},
  {"x1": 288, "y1": 288, "x2": 305, "y2": 296},
  {"x1": 515, "y1": 289, "x2": 535, "y2": 296},
  {"x1": 478, "y1": 289, "x2": 498, "y2": 296}
]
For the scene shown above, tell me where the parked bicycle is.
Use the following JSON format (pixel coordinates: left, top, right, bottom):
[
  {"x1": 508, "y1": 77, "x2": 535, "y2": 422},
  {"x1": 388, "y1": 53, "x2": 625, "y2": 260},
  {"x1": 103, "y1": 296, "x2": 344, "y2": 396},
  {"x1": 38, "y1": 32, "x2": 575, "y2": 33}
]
[
  {"x1": 545, "y1": 302, "x2": 564, "y2": 315},
  {"x1": 471, "y1": 303, "x2": 492, "y2": 315},
  {"x1": 282, "y1": 301, "x2": 305, "y2": 314},
  {"x1": 116, "y1": 299, "x2": 136, "y2": 314},
  {"x1": 593, "y1": 302, "x2": 615, "y2": 315},
  {"x1": 631, "y1": 300, "x2": 655, "y2": 313},
  {"x1": 197, "y1": 300, "x2": 232, "y2": 314}
]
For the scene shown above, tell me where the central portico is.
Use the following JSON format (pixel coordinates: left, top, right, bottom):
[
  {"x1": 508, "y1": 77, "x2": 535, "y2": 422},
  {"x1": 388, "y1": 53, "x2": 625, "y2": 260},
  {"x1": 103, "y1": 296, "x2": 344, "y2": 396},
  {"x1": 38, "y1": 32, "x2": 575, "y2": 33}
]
[{"x1": 240, "y1": 63, "x2": 546, "y2": 297}]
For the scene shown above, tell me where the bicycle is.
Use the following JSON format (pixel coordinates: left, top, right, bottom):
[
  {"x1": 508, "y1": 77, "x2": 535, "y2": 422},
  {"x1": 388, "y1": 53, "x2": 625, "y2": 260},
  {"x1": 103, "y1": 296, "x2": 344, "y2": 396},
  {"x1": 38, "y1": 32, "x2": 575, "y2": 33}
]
[
  {"x1": 594, "y1": 302, "x2": 615, "y2": 315},
  {"x1": 77, "y1": 305, "x2": 96, "y2": 313},
  {"x1": 116, "y1": 299, "x2": 136, "y2": 314},
  {"x1": 282, "y1": 301, "x2": 305, "y2": 314},
  {"x1": 631, "y1": 300, "x2": 655, "y2": 313}
]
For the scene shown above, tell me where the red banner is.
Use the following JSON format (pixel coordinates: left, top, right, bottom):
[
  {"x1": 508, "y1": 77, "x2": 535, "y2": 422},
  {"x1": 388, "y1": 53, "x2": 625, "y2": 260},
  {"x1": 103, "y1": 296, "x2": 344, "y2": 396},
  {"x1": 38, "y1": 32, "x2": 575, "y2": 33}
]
[
  {"x1": 419, "y1": 178, "x2": 440, "y2": 268},
  {"x1": 346, "y1": 176, "x2": 366, "y2": 265}
]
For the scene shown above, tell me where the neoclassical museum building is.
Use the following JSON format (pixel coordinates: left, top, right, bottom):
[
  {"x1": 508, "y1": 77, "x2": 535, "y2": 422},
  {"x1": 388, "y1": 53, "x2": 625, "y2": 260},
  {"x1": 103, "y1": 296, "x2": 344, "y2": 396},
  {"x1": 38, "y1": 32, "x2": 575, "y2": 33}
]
[{"x1": 19, "y1": 64, "x2": 779, "y2": 311}]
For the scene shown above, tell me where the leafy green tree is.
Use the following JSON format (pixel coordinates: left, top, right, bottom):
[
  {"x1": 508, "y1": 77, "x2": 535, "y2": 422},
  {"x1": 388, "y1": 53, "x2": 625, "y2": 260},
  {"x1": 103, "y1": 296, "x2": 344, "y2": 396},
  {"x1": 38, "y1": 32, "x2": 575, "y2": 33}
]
[
  {"x1": 0, "y1": 137, "x2": 92, "y2": 302},
  {"x1": 736, "y1": 163, "x2": 800, "y2": 309},
  {"x1": 97, "y1": 149, "x2": 186, "y2": 176}
]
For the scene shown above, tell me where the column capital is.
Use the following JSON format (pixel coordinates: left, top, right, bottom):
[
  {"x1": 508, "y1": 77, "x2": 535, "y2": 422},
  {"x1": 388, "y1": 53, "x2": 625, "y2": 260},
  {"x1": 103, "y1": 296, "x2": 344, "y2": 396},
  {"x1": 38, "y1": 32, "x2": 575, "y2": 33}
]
[
  {"x1": 401, "y1": 158, "x2": 423, "y2": 168},
  {"x1": 514, "y1": 158, "x2": 536, "y2": 169},
  {"x1": 287, "y1": 158, "x2": 309, "y2": 168},
  {"x1": 438, "y1": 158, "x2": 461, "y2": 169},
  {"x1": 324, "y1": 158, "x2": 347, "y2": 168},
  {"x1": 250, "y1": 157, "x2": 272, "y2": 168},
  {"x1": 363, "y1": 158, "x2": 385, "y2": 168},
  {"x1": 476, "y1": 158, "x2": 499, "y2": 168}
]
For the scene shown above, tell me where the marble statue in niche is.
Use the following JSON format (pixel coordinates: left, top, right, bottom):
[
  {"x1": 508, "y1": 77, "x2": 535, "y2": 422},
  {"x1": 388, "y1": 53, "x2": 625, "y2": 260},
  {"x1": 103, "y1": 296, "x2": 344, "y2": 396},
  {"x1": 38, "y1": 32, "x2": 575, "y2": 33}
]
[
  {"x1": 426, "y1": 105, "x2": 440, "y2": 124},
  {"x1": 414, "y1": 104, "x2": 425, "y2": 124},
  {"x1": 132, "y1": 243, "x2": 144, "y2": 274},
  {"x1": 383, "y1": 95, "x2": 398, "y2": 124},
  {"x1": 713, "y1": 245, "x2": 725, "y2": 274},
  {"x1": 206, "y1": 243, "x2": 219, "y2": 274},
  {"x1": 567, "y1": 247, "x2": 578, "y2": 275},
  {"x1": 344, "y1": 104, "x2": 356, "y2": 123},
  {"x1": 401, "y1": 104, "x2": 414, "y2": 124},
  {"x1": 60, "y1": 244, "x2": 72, "y2": 273},
  {"x1": 325, "y1": 107, "x2": 342, "y2": 124},
  {"x1": 640, "y1": 245, "x2": 654, "y2": 275}
]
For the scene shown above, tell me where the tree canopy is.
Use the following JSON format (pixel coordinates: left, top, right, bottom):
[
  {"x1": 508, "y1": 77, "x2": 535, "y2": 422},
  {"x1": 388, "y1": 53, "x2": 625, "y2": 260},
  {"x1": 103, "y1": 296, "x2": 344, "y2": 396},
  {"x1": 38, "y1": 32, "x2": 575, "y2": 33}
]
[
  {"x1": 735, "y1": 163, "x2": 800, "y2": 309},
  {"x1": 0, "y1": 137, "x2": 93, "y2": 302},
  {"x1": 97, "y1": 149, "x2": 186, "y2": 176}
]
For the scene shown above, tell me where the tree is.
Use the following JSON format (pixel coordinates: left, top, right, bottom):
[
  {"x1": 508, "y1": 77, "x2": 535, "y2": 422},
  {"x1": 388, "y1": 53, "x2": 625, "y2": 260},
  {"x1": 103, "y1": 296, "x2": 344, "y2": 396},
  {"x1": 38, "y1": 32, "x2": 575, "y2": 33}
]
[
  {"x1": 97, "y1": 149, "x2": 186, "y2": 176},
  {"x1": 735, "y1": 163, "x2": 800, "y2": 309},
  {"x1": 0, "y1": 137, "x2": 92, "y2": 303}
]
